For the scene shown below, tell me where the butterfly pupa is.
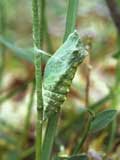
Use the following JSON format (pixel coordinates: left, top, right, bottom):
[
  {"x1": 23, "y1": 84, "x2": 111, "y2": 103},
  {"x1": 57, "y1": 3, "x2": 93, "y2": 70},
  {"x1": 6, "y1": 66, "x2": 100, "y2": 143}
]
[{"x1": 42, "y1": 31, "x2": 88, "y2": 119}]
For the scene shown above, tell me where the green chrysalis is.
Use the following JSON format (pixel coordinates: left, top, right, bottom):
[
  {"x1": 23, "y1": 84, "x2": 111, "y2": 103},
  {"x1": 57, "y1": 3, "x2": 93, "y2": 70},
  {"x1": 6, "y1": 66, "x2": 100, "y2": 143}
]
[{"x1": 43, "y1": 31, "x2": 87, "y2": 119}]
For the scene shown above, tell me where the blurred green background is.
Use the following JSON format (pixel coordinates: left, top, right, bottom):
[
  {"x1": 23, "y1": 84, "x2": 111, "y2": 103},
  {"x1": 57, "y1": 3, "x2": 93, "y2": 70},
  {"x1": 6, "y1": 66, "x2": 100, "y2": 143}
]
[{"x1": 0, "y1": 0, "x2": 120, "y2": 160}]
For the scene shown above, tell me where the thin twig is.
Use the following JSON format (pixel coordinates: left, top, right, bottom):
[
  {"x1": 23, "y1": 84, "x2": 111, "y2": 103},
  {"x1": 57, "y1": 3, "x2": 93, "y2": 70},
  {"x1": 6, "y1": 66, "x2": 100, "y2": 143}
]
[
  {"x1": 72, "y1": 114, "x2": 93, "y2": 154},
  {"x1": 85, "y1": 40, "x2": 92, "y2": 107}
]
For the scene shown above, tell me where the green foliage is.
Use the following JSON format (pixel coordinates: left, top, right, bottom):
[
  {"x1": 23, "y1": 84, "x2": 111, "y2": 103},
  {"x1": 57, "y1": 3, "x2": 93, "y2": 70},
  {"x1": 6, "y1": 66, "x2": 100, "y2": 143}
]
[
  {"x1": 90, "y1": 109, "x2": 117, "y2": 133},
  {"x1": 4, "y1": 150, "x2": 19, "y2": 160},
  {"x1": 0, "y1": 36, "x2": 49, "y2": 63},
  {"x1": 113, "y1": 50, "x2": 120, "y2": 59},
  {"x1": 55, "y1": 154, "x2": 88, "y2": 160},
  {"x1": 1, "y1": 0, "x2": 120, "y2": 160},
  {"x1": 63, "y1": 0, "x2": 79, "y2": 41},
  {"x1": 0, "y1": 133, "x2": 17, "y2": 146}
]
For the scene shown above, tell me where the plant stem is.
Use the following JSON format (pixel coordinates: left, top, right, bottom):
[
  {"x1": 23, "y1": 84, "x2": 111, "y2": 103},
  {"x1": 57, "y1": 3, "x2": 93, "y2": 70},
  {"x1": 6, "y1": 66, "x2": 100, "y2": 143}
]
[
  {"x1": 106, "y1": 89, "x2": 117, "y2": 152},
  {"x1": 42, "y1": 112, "x2": 59, "y2": 160},
  {"x1": 32, "y1": 0, "x2": 40, "y2": 48},
  {"x1": 72, "y1": 114, "x2": 93, "y2": 154},
  {"x1": 38, "y1": 0, "x2": 46, "y2": 48},
  {"x1": 21, "y1": 82, "x2": 35, "y2": 147},
  {"x1": 42, "y1": 1, "x2": 79, "y2": 159},
  {"x1": 85, "y1": 40, "x2": 92, "y2": 107},
  {"x1": 107, "y1": 119, "x2": 116, "y2": 152},
  {"x1": 63, "y1": 0, "x2": 79, "y2": 42},
  {"x1": 32, "y1": 0, "x2": 45, "y2": 160},
  {"x1": 107, "y1": 59, "x2": 120, "y2": 152}
]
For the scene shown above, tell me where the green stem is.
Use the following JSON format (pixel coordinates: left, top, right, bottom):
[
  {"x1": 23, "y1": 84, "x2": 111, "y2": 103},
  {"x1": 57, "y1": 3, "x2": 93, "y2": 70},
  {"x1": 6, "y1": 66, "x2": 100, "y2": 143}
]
[
  {"x1": 107, "y1": 119, "x2": 116, "y2": 152},
  {"x1": 42, "y1": 112, "x2": 59, "y2": 160},
  {"x1": 21, "y1": 82, "x2": 35, "y2": 147},
  {"x1": 107, "y1": 97, "x2": 117, "y2": 152},
  {"x1": 32, "y1": 0, "x2": 45, "y2": 160},
  {"x1": 72, "y1": 115, "x2": 93, "y2": 154},
  {"x1": 107, "y1": 59, "x2": 120, "y2": 152},
  {"x1": 38, "y1": 0, "x2": 46, "y2": 48},
  {"x1": 32, "y1": 0, "x2": 40, "y2": 48},
  {"x1": 63, "y1": 0, "x2": 79, "y2": 42},
  {"x1": 115, "y1": 58, "x2": 120, "y2": 85}
]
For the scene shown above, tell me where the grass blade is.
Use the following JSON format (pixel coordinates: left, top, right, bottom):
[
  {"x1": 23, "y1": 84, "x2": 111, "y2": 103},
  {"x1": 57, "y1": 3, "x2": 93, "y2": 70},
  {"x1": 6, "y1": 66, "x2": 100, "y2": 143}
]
[{"x1": 63, "y1": 0, "x2": 79, "y2": 41}]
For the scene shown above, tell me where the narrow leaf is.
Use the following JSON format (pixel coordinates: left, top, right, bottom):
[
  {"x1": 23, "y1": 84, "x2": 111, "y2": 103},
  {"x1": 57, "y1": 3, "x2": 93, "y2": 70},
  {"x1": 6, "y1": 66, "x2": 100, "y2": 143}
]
[
  {"x1": 0, "y1": 36, "x2": 49, "y2": 63},
  {"x1": 90, "y1": 109, "x2": 117, "y2": 133},
  {"x1": 113, "y1": 50, "x2": 120, "y2": 59}
]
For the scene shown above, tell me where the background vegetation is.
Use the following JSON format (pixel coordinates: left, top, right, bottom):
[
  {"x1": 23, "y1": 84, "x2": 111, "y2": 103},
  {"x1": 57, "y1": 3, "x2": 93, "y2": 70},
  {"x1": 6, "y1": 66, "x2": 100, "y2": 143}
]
[{"x1": 0, "y1": 0, "x2": 120, "y2": 159}]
